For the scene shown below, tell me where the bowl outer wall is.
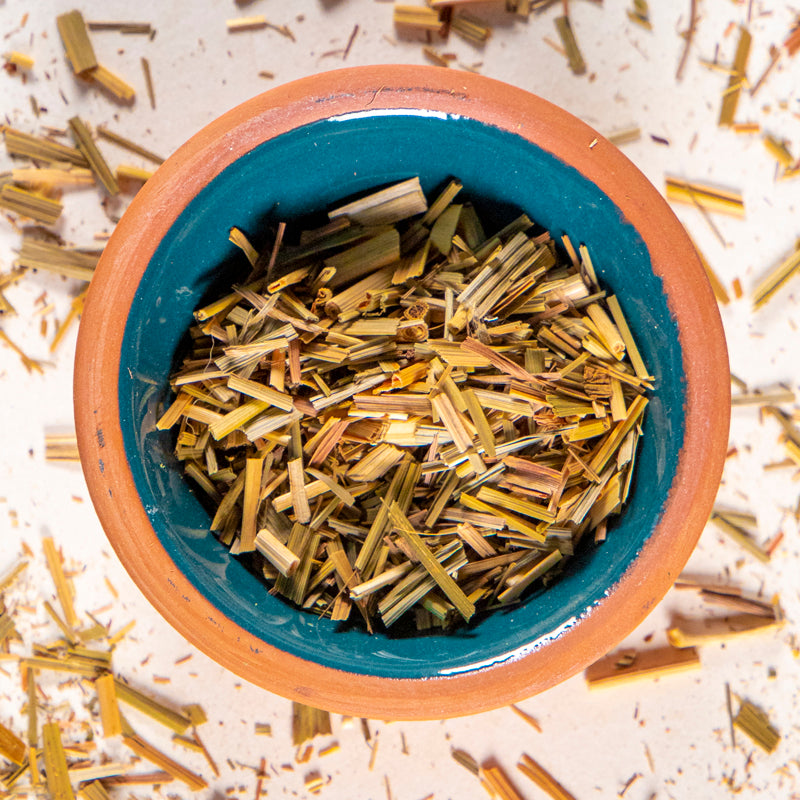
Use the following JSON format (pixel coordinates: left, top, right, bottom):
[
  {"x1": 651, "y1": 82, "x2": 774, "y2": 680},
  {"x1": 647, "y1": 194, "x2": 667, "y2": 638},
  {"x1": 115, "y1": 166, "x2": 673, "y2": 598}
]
[{"x1": 74, "y1": 65, "x2": 730, "y2": 720}]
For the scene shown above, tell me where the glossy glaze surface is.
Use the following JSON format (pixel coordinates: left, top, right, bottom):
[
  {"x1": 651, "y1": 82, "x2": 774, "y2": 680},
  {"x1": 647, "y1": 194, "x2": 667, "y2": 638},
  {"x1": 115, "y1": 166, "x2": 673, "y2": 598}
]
[{"x1": 119, "y1": 110, "x2": 683, "y2": 679}]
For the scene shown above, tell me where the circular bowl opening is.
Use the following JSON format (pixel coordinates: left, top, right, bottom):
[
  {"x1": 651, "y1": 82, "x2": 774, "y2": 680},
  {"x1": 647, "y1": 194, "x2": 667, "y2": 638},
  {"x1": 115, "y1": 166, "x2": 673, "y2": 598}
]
[{"x1": 75, "y1": 66, "x2": 729, "y2": 719}]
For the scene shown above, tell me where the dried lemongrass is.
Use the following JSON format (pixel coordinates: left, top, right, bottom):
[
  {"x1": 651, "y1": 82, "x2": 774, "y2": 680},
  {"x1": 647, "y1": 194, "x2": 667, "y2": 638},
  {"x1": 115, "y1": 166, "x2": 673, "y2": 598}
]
[
  {"x1": 394, "y1": 6, "x2": 444, "y2": 33},
  {"x1": 43, "y1": 721, "x2": 74, "y2": 800},
  {"x1": 667, "y1": 612, "x2": 783, "y2": 648},
  {"x1": 113, "y1": 678, "x2": 192, "y2": 734},
  {"x1": 291, "y1": 702, "x2": 332, "y2": 746},
  {"x1": 0, "y1": 329, "x2": 42, "y2": 375},
  {"x1": 665, "y1": 178, "x2": 745, "y2": 217},
  {"x1": 17, "y1": 239, "x2": 99, "y2": 281},
  {"x1": 509, "y1": 704, "x2": 541, "y2": 732},
  {"x1": 605, "y1": 126, "x2": 642, "y2": 146},
  {"x1": 4, "y1": 51, "x2": 35, "y2": 70},
  {"x1": 709, "y1": 509, "x2": 770, "y2": 562},
  {"x1": 329, "y1": 177, "x2": 427, "y2": 226},
  {"x1": 160, "y1": 178, "x2": 650, "y2": 632},
  {"x1": 584, "y1": 645, "x2": 701, "y2": 688},
  {"x1": 554, "y1": 15, "x2": 586, "y2": 75},
  {"x1": 480, "y1": 762, "x2": 525, "y2": 800},
  {"x1": 116, "y1": 164, "x2": 153, "y2": 184},
  {"x1": 122, "y1": 733, "x2": 207, "y2": 791},
  {"x1": 452, "y1": 747, "x2": 480, "y2": 775},
  {"x1": 733, "y1": 699, "x2": 781, "y2": 753},
  {"x1": 256, "y1": 528, "x2": 300, "y2": 576},
  {"x1": 11, "y1": 167, "x2": 94, "y2": 188},
  {"x1": 95, "y1": 674, "x2": 123, "y2": 737},
  {"x1": 91, "y1": 64, "x2": 136, "y2": 102},
  {"x1": 68, "y1": 117, "x2": 119, "y2": 196},
  {"x1": 451, "y1": 12, "x2": 492, "y2": 45},
  {"x1": 752, "y1": 241, "x2": 800, "y2": 310},
  {"x1": 0, "y1": 184, "x2": 63, "y2": 225},
  {"x1": 76, "y1": 776, "x2": 122, "y2": 794},
  {"x1": 42, "y1": 536, "x2": 78, "y2": 628},
  {"x1": 141, "y1": 56, "x2": 156, "y2": 109},
  {"x1": 0, "y1": 721, "x2": 26, "y2": 765},
  {"x1": 0, "y1": 560, "x2": 28, "y2": 593},
  {"x1": 0, "y1": 563, "x2": 219, "y2": 798},
  {"x1": 719, "y1": 27, "x2": 752, "y2": 127},
  {"x1": 226, "y1": 15, "x2": 269, "y2": 32},
  {"x1": 517, "y1": 754, "x2": 577, "y2": 800},
  {"x1": 87, "y1": 21, "x2": 153, "y2": 34},
  {"x1": 423, "y1": 47, "x2": 451, "y2": 67},
  {"x1": 96, "y1": 125, "x2": 165, "y2": 164},
  {"x1": 388, "y1": 501, "x2": 475, "y2": 621},
  {"x1": 4, "y1": 127, "x2": 89, "y2": 166},
  {"x1": 56, "y1": 10, "x2": 98, "y2": 75},
  {"x1": 731, "y1": 384, "x2": 795, "y2": 406},
  {"x1": 682, "y1": 583, "x2": 777, "y2": 617},
  {"x1": 763, "y1": 134, "x2": 794, "y2": 170},
  {"x1": 627, "y1": 0, "x2": 651, "y2": 30}
]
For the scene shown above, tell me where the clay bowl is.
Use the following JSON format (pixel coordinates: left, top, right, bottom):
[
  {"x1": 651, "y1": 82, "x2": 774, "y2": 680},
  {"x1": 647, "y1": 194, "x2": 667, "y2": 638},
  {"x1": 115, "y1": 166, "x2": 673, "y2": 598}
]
[{"x1": 75, "y1": 65, "x2": 729, "y2": 720}]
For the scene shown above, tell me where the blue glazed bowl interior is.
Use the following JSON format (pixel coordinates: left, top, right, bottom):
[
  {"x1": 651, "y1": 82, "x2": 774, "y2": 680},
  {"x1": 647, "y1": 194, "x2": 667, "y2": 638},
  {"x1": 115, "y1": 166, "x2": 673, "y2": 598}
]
[{"x1": 120, "y1": 110, "x2": 684, "y2": 679}]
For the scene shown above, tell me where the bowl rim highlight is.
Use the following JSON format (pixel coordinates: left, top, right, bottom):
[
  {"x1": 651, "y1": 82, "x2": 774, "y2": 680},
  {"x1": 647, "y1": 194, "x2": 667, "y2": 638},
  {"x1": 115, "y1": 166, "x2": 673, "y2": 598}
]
[{"x1": 74, "y1": 65, "x2": 729, "y2": 720}]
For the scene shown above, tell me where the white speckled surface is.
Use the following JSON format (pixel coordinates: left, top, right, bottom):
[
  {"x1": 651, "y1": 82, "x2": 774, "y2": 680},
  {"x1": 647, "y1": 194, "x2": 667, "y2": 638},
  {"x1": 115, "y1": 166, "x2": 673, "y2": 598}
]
[{"x1": 1, "y1": 2, "x2": 799, "y2": 798}]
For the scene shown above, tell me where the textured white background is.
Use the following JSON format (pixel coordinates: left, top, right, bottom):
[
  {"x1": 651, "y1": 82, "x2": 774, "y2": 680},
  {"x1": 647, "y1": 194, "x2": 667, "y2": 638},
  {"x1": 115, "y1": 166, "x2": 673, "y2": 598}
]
[{"x1": 1, "y1": 1, "x2": 799, "y2": 798}]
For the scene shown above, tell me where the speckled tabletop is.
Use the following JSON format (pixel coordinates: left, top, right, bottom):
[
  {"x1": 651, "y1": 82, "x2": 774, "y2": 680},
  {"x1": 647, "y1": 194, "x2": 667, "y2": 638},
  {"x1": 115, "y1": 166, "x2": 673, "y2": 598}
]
[{"x1": 1, "y1": 2, "x2": 799, "y2": 798}]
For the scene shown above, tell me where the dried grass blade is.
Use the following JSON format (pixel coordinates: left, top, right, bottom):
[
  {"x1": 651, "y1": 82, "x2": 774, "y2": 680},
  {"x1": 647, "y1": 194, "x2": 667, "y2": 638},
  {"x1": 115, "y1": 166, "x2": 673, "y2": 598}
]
[
  {"x1": 141, "y1": 56, "x2": 156, "y2": 109},
  {"x1": 462, "y1": 387, "x2": 496, "y2": 459},
  {"x1": 68, "y1": 117, "x2": 119, "y2": 195},
  {"x1": 56, "y1": 10, "x2": 97, "y2": 74},
  {"x1": 387, "y1": 500, "x2": 475, "y2": 621},
  {"x1": 497, "y1": 549, "x2": 561, "y2": 603},
  {"x1": 0, "y1": 184, "x2": 63, "y2": 224},
  {"x1": 719, "y1": 27, "x2": 752, "y2": 126},
  {"x1": 16, "y1": 238, "x2": 98, "y2": 281},
  {"x1": 709, "y1": 512, "x2": 770, "y2": 562},
  {"x1": 348, "y1": 443, "x2": 405, "y2": 482},
  {"x1": 554, "y1": 15, "x2": 586, "y2": 75},
  {"x1": 92, "y1": 64, "x2": 136, "y2": 102},
  {"x1": 480, "y1": 762, "x2": 526, "y2": 800},
  {"x1": 287, "y1": 457, "x2": 311, "y2": 524},
  {"x1": 394, "y1": 5, "x2": 444, "y2": 32},
  {"x1": 460, "y1": 492, "x2": 544, "y2": 541},
  {"x1": 665, "y1": 178, "x2": 744, "y2": 217},
  {"x1": 517, "y1": 753, "x2": 577, "y2": 800},
  {"x1": 122, "y1": 733, "x2": 207, "y2": 791},
  {"x1": 43, "y1": 536, "x2": 78, "y2": 627},
  {"x1": 584, "y1": 645, "x2": 701, "y2": 688},
  {"x1": 95, "y1": 673, "x2": 123, "y2": 737},
  {"x1": 667, "y1": 613, "x2": 783, "y2": 648},
  {"x1": 4, "y1": 127, "x2": 88, "y2": 166},
  {"x1": 96, "y1": 125, "x2": 165, "y2": 164},
  {"x1": 0, "y1": 721, "x2": 26, "y2": 765},
  {"x1": 461, "y1": 338, "x2": 535, "y2": 382},
  {"x1": 113, "y1": 678, "x2": 192, "y2": 734},
  {"x1": 43, "y1": 721, "x2": 75, "y2": 800},
  {"x1": 291, "y1": 703, "x2": 332, "y2": 746},
  {"x1": 752, "y1": 243, "x2": 800, "y2": 310},
  {"x1": 329, "y1": 177, "x2": 427, "y2": 226},
  {"x1": 733, "y1": 700, "x2": 780, "y2": 753},
  {"x1": 325, "y1": 228, "x2": 400, "y2": 289},
  {"x1": 255, "y1": 528, "x2": 300, "y2": 577},
  {"x1": 240, "y1": 457, "x2": 264, "y2": 550},
  {"x1": 208, "y1": 399, "x2": 270, "y2": 440}
]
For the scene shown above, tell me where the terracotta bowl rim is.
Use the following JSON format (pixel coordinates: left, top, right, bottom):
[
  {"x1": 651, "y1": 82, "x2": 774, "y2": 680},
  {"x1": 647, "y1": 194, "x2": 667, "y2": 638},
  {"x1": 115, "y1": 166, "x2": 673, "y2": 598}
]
[{"x1": 74, "y1": 64, "x2": 729, "y2": 720}]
